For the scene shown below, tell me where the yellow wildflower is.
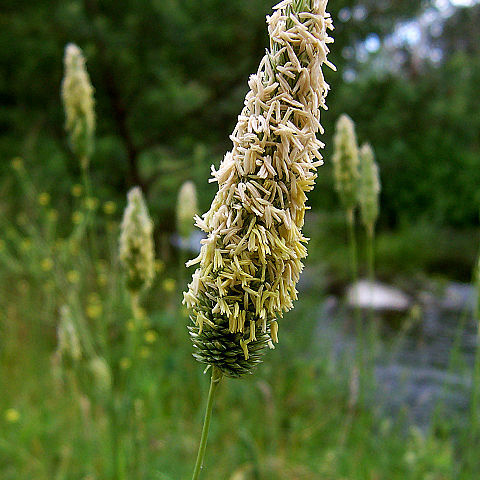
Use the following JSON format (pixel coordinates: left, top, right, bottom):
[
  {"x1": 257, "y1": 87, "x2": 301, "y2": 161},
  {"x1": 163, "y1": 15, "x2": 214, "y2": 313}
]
[
  {"x1": 41, "y1": 258, "x2": 54, "y2": 272},
  {"x1": 163, "y1": 278, "x2": 176, "y2": 293},
  {"x1": 86, "y1": 303, "x2": 102, "y2": 320},
  {"x1": 4, "y1": 409, "x2": 20, "y2": 423},
  {"x1": 71, "y1": 184, "x2": 83, "y2": 197},
  {"x1": 84, "y1": 197, "x2": 99, "y2": 211},
  {"x1": 103, "y1": 201, "x2": 117, "y2": 215},
  {"x1": 144, "y1": 330, "x2": 158, "y2": 344},
  {"x1": 120, "y1": 357, "x2": 131, "y2": 370},
  {"x1": 48, "y1": 209, "x2": 58, "y2": 222},
  {"x1": 72, "y1": 211, "x2": 84, "y2": 224},
  {"x1": 38, "y1": 192, "x2": 50, "y2": 206},
  {"x1": 67, "y1": 270, "x2": 80, "y2": 284}
]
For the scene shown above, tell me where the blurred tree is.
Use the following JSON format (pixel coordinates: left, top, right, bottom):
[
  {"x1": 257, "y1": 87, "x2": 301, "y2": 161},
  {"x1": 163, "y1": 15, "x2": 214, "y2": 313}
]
[{"x1": 0, "y1": 0, "x2": 478, "y2": 230}]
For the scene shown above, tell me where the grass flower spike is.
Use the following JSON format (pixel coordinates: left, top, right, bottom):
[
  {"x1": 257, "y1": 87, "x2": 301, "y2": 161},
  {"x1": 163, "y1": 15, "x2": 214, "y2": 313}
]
[
  {"x1": 184, "y1": 0, "x2": 335, "y2": 378},
  {"x1": 359, "y1": 143, "x2": 380, "y2": 236},
  {"x1": 57, "y1": 305, "x2": 82, "y2": 362},
  {"x1": 332, "y1": 114, "x2": 360, "y2": 216},
  {"x1": 119, "y1": 187, "x2": 155, "y2": 293},
  {"x1": 177, "y1": 181, "x2": 199, "y2": 244},
  {"x1": 61, "y1": 43, "x2": 95, "y2": 169}
]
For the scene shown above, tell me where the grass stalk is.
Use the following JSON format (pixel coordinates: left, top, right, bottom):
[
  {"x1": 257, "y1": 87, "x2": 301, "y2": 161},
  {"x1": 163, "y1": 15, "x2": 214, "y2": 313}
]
[
  {"x1": 366, "y1": 225, "x2": 376, "y2": 384},
  {"x1": 192, "y1": 366, "x2": 223, "y2": 480},
  {"x1": 346, "y1": 208, "x2": 365, "y2": 398}
]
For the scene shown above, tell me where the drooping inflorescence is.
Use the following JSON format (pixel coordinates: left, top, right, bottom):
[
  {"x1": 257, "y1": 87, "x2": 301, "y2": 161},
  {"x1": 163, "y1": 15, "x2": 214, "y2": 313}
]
[
  {"x1": 332, "y1": 114, "x2": 359, "y2": 215},
  {"x1": 61, "y1": 43, "x2": 95, "y2": 169},
  {"x1": 358, "y1": 143, "x2": 381, "y2": 235},
  {"x1": 177, "y1": 181, "x2": 199, "y2": 246},
  {"x1": 183, "y1": 0, "x2": 335, "y2": 377},
  {"x1": 119, "y1": 187, "x2": 155, "y2": 293}
]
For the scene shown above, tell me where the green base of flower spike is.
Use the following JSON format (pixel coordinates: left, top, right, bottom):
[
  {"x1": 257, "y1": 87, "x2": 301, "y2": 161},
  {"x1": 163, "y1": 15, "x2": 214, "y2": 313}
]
[{"x1": 188, "y1": 320, "x2": 272, "y2": 378}]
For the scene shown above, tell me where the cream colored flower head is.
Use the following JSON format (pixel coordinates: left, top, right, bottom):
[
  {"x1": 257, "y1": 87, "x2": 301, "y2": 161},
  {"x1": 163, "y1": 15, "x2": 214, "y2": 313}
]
[
  {"x1": 57, "y1": 305, "x2": 82, "y2": 361},
  {"x1": 359, "y1": 143, "x2": 380, "y2": 233},
  {"x1": 89, "y1": 357, "x2": 112, "y2": 393},
  {"x1": 61, "y1": 43, "x2": 95, "y2": 168},
  {"x1": 119, "y1": 187, "x2": 155, "y2": 292},
  {"x1": 332, "y1": 114, "x2": 360, "y2": 213},
  {"x1": 183, "y1": 0, "x2": 335, "y2": 377},
  {"x1": 177, "y1": 181, "x2": 199, "y2": 242}
]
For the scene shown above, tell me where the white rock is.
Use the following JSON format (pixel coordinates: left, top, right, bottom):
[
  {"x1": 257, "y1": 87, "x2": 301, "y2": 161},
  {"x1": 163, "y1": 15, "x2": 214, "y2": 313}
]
[{"x1": 347, "y1": 280, "x2": 411, "y2": 312}]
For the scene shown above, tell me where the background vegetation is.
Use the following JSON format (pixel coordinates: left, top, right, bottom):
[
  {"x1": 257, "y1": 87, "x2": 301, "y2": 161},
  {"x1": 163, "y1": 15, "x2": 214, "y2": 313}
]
[{"x1": 1, "y1": 0, "x2": 480, "y2": 478}]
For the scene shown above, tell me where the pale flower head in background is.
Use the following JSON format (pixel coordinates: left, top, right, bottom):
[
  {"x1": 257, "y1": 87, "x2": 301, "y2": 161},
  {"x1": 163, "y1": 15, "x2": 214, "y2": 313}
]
[
  {"x1": 332, "y1": 114, "x2": 360, "y2": 215},
  {"x1": 119, "y1": 187, "x2": 155, "y2": 293},
  {"x1": 61, "y1": 43, "x2": 95, "y2": 168}
]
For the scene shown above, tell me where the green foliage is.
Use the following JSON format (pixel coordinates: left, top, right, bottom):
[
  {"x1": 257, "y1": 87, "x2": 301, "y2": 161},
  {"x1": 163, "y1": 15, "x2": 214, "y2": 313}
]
[{"x1": 2, "y1": 1, "x2": 479, "y2": 230}]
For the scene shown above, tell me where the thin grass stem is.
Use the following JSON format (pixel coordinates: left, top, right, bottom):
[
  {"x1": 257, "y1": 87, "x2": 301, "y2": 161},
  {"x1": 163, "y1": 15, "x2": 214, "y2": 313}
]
[{"x1": 192, "y1": 366, "x2": 223, "y2": 480}]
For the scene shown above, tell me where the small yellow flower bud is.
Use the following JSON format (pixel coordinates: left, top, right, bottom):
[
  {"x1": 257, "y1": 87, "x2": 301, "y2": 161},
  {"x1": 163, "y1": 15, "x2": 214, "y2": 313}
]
[
  {"x1": 144, "y1": 330, "x2": 158, "y2": 344},
  {"x1": 103, "y1": 201, "x2": 117, "y2": 215},
  {"x1": 119, "y1": 357, "x2": 131, "y2": 370},
  {"x1": 38, "y1": 192, "x2": 51, "y2": 206},
  {"x1": 163, "y1": 278, "x2": 176, "y2": 293},
  {"x1": 84, "y1": 197, "x2": 99, "y2": 211},
  {"x1": 86, "y1": 303, "x2": 102, "y2": 320},
  {"x1": 67, "y1": 270, "x2": 80, "y2": 284},
  {"x1": 41, "y1": 258, "x2": 54, "y2": 272},
  {"x1": 71, "y1": 184, "x2": 83, "y2": 197},
  {"x1": 72, "y1": 211, "x2": 84, "y2": 224},
  {"x1": 4, "y1": 408, "x2": 20, "y2": 423},
  {"x1": 48, "y1": 209, "x2": 59, "y2": 222}
]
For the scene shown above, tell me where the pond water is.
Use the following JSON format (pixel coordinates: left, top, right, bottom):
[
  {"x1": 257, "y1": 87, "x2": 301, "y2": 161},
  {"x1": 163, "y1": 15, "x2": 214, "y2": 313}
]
[{"x1": 315, "y1": 283, "x2": 478, "y2": 429}]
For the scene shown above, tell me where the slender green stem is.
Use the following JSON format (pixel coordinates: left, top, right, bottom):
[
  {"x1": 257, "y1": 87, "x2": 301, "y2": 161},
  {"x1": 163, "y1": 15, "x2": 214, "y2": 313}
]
[
  {"x1": 108, "y1": 394, "x2": 122, "y2": 480},
  {"x1": 365, "y1": 225, "x2": 376, "y2": 389},
  {"x1": 346, "y1": 209, "x2": 358, "y2": 282},
  {"x1": 346, "y1": 209, "x2": 365, "y2": 403},
  {"x1": 192, "y1": 366, "x2": 223, "y2": 480}
]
